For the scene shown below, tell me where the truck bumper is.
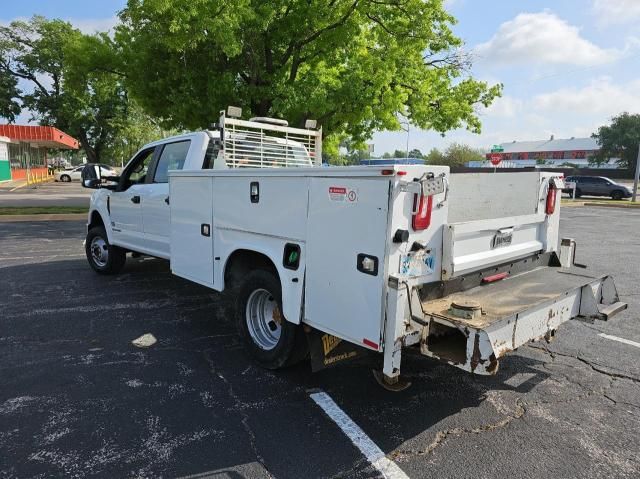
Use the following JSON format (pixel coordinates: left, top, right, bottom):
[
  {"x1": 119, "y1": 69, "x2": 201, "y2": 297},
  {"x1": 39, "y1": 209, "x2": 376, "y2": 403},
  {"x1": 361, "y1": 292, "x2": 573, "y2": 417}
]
[{"x1": 418, "y1": 266, "x2": 627, "y2": 375}]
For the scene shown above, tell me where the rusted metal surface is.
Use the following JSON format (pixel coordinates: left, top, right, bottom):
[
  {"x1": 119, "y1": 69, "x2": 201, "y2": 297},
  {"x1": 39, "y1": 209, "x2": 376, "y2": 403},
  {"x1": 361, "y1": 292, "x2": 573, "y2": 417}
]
[
  {"x1": 417, "y1": 266, "x2": 624, "y2": 375},
  {"x1": 420, "y1": 266, "x2": 603, "y2": 329}
]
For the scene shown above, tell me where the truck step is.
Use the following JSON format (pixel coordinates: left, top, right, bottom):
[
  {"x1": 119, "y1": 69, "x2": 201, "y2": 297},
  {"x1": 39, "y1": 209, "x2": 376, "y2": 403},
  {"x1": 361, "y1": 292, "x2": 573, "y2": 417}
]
[{"x1": 597, "y1": 302, "x2": 628, "y2": 320}]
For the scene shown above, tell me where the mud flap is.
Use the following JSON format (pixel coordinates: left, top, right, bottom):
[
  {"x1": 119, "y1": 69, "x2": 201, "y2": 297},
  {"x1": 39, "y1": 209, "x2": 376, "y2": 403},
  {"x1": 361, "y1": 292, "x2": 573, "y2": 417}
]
[{"x1": 306, "y1": 328, "x2": 366, "y2": 372}]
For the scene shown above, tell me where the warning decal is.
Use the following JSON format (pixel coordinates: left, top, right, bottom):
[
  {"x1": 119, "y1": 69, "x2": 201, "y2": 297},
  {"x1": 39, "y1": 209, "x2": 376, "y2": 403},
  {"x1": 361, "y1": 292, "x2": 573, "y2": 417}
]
[{"x1": 329, "y1": 186, "x2": 358, "y2": 203}]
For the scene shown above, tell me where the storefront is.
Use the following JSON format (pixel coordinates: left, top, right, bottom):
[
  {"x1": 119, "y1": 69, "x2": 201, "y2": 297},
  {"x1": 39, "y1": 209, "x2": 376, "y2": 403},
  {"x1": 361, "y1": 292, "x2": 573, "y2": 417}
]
[{"x1": 0, "y1": 125, "x2": 79, "y2": 182}]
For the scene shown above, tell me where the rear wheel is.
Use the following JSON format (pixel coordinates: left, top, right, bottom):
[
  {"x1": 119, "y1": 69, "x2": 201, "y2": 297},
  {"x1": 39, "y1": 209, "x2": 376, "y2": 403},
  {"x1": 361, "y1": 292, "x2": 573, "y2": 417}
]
[
  {"x1": 60, "y1": 174, "x2": 71, "y2": 182},
  {"x1": 85, "y1": 226, "x2": 126, "y2": 274},
  {"x1": 611, "y1": 190, "x2": 624, "y2": 200},
  {"x1": 236, "y1": 269, "x2": 307, "y2": 369}
]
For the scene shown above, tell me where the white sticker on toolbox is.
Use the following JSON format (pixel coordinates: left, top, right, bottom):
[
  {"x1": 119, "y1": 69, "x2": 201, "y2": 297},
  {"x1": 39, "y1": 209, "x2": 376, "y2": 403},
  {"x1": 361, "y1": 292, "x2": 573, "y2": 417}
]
[
  {"x1": 329, "y1": 186, "x2": 358, "y2": 203},
  {"x1": 400, "y1": 249, "x2": 435, "y2": 276}
]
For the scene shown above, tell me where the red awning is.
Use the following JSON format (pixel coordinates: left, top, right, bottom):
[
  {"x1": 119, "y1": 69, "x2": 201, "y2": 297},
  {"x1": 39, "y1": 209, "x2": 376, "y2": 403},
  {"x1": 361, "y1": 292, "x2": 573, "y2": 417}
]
[{"x1": 0, "y1": 125, "x2": 79, "y2": 149}]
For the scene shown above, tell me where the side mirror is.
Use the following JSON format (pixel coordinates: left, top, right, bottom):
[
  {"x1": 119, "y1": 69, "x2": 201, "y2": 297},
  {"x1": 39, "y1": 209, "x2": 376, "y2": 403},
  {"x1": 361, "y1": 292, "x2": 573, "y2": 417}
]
[{"x1": 81, "y1": 163, "x2": 102, "y2": 189}]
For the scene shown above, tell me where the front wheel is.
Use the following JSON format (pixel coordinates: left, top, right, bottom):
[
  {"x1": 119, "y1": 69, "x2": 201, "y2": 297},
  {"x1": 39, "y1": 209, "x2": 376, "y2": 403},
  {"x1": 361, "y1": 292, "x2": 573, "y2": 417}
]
[
  {"x1": 60, "y1": 174, "x2": 71, "y2": 182},
  {"x1": 85, "y1": 226, "x2": 126, "y2": 274},
  {"x1": 236, "y1": 269, "x2": 307, "y2": 369},
  {"x1": 611, "y1": 190, "x2": 624, "y2": 200}
]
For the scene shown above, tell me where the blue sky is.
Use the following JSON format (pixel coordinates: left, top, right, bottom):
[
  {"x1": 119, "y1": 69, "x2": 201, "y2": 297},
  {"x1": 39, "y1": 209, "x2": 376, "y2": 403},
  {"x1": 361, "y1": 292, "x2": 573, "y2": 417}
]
[{"x1": 4, "y1": 0, "x2": 640, "y2": 154}]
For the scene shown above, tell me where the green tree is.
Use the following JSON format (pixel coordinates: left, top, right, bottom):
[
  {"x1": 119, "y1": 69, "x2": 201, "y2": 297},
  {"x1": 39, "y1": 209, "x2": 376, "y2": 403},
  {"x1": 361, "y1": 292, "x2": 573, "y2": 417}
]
[
  {"x1": 592, "y1": 112, "x2": 640, "y2": 173},
  {"x1": 0, "y1": 16, "x2": 145, "y2": 163},
  {"x1": 0, "y1": 70, "x2": 20, "y2": 121},
  {"x1": 392, "y1": 149, "x2": 407, "y2": 158},
  {"x1": 117, "y1": 0, "x2": 501, "y2": 142},
  {"x1": 408, "y1": 148, "x2": 424, "y2": 158},
  {"x1": 0, "y1": 16, "x2": 166, "y2": 163},
  {"x1": 441, "y1": 142, "x2": 483, "y2": 167},
  {"x1": 424, "y1": 147, "x2": 445, "y2": 164}
]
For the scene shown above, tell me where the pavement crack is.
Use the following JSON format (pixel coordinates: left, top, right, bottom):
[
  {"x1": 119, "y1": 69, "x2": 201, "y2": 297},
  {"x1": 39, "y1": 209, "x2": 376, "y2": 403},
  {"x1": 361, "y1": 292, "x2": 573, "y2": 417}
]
[
  {"x1": 528, "y1": 344, "x2": 640, "y2": 383},
  {"x1": 392, "y1": 399, "x2": 526, "y2": 460},
  {"x1": 202, "y1": 350, "x2": 274, "y2": 479}
]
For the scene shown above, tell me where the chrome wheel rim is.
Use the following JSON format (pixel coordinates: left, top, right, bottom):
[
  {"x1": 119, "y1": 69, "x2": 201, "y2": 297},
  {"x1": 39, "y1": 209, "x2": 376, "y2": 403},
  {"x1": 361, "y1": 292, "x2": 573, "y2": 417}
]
[
  {"x1": 246, "y1": 288, "x2": 282, "y2": 350},
  {"x1": 90, "y1": 236, "x2": 109, "y2": 267}
]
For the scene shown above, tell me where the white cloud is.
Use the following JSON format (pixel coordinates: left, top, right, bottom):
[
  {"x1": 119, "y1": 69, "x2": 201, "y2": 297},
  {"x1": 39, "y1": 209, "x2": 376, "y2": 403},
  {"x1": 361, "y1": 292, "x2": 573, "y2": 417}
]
[
  {"x1": 532, "y1": 77, "x2": 640, "y2": 115},
  {"x1": 483, "y1": 95, "x2": 523, "y2": 119},
  {"x1": 475, "y1": 11, "x2": 619, "y2": 66},
  {"x1": 592, "y1": 0, "x2": 640, "y2": 26}
]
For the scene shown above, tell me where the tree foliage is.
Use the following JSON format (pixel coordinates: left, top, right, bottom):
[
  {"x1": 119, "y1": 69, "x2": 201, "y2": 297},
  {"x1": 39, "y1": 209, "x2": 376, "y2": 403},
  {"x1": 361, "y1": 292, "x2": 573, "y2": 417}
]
[
  {"x1": 0, "y1": 16, "x2": 166, "y2": 164},
  {"x1": 117, "y1": 0, "x2": 501, "y2": 141},
  {"x1": 442, "y1": 142, "x2": 483, "y2": 167},
  {"x1": 592, "y1": 112, "x2": 640, "y2": 173},
  {"x1": 0, "y1": 70, "x2": 20, "y2": 121},
  {"x1": 424, "y1": 147, "x2": 445, "y2": 164}
]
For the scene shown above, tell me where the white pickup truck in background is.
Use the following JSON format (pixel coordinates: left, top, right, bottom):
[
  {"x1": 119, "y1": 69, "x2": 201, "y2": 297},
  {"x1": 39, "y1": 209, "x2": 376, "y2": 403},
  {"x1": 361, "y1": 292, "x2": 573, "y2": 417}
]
[{"x1": 82, "y1": 109, "x2": 627, "y2": 390}]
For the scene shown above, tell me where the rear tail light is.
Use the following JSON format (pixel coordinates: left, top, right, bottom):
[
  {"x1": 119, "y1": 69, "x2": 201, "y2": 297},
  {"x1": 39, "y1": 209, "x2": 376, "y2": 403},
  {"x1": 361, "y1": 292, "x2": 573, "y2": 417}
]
[
  {"x1": 546, "y1": 183, "x2": 557, "y2": 215},
  {"x1": 412, "y1": 194, "x2": 433, "y2": 231}
]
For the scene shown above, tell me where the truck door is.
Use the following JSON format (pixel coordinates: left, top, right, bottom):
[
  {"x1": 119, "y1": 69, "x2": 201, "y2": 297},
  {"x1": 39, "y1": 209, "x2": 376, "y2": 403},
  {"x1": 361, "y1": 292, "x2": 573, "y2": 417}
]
[
  {"x1": 109, "y1": 147, "x2": 156, "y2": 249},
  {"x1": 141, "y1": 140, "x2": 191, "y2": 257}
]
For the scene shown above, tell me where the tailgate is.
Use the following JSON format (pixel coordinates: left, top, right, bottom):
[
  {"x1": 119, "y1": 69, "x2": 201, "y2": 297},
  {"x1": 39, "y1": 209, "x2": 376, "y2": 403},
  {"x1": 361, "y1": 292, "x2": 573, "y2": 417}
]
[
  {"x1": 417, "y1": 261, "x2": 626, "y2": 375},
  {"x1": 443, "y1": 172, "x2": 559, "y2": 280}
]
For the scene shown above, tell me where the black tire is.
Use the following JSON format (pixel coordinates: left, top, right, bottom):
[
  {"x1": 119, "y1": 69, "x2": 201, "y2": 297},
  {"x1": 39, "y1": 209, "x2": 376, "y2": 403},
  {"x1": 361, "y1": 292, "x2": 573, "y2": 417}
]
[
  {"x1": 85, "y1": 226, "x2": 127, "y2": 274},
  {"x1": 60, "y1": 174, "x2": 71, "y2": 182},
  {"x1": 236, "y1": 269, "x2": 307, "y2": 369},
  {"x1": 611, "y1": 190, "x2": 624, "y2": 200},
  {"x1": 574, "y1": 188, "x2": 582, "y2": 198}
]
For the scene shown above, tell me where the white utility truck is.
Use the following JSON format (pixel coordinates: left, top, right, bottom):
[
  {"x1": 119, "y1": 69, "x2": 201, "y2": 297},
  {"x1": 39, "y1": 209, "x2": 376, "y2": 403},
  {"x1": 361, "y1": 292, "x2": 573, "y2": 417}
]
[{"x1": 82, "y1": 109, "x2": 626, "y2": 390}]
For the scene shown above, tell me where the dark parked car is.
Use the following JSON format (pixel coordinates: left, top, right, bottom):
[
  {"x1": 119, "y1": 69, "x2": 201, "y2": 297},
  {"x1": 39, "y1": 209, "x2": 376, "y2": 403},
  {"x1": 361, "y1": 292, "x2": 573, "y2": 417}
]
[{"x1": 562, "y1": 176, "x2": 632, "y2": 200}]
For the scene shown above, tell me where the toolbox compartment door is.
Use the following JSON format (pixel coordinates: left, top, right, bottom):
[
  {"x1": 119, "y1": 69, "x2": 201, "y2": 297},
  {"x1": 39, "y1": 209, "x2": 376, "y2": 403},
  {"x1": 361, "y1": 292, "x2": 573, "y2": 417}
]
[{"x1": 304, "y1": 178, "x2": 390, "y2": 350}]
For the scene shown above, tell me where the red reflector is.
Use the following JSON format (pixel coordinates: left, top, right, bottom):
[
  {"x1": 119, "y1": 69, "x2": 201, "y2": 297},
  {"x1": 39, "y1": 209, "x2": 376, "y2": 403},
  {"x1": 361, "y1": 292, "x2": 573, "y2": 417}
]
[
  {"x1": 412, "y1": 194, "x2": 433, "y2": 231},
  {"x1": 381, "y1": 169, "x2": 394, "y2": 176},
  {"x1": 397, "y1": 170, "x2": 407, "y2": 176},
  {"x1": 363, "y1": 338, "x2": 379, "y2": 350},
  {"x1": 482, "y1": 272, "x2": 509, "y2": 283},
  {"x1": 546, "y1": 184, "x2": 557, "y2": 215}
]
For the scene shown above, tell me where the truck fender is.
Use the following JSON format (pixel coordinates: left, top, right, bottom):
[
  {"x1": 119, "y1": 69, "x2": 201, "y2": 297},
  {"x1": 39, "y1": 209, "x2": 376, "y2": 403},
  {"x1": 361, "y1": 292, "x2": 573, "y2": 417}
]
[
  {"x1": 87, "y1": 206, "x2": 114, "y2": 244},
  {"x1": 222, "y1": 244, "x2": 304, "y2": 325}
]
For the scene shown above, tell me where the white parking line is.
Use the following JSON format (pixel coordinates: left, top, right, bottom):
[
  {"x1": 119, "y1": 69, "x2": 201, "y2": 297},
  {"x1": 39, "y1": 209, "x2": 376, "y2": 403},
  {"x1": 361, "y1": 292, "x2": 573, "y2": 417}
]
[
  {"x1": 309, "y1": 391, "x2": 409, "y2": 479},
  {"x1": 599, "y1": 333, "x2": 640, "y2": 349}
]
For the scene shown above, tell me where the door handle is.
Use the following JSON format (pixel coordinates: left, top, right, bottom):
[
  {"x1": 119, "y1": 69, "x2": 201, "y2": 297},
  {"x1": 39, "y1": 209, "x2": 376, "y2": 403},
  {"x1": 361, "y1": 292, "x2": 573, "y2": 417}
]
[
  {"x1": 164, "y1": 196, "x2": 170, "y2": 205},
  {"x1": 131, "y1": 195, "x2": 141, "y2": 204}
]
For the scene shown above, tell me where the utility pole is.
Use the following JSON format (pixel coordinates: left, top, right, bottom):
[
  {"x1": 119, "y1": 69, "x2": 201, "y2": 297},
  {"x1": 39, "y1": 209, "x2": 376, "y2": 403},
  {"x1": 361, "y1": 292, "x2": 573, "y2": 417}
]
[
  {"x1": 399, "y1": 119, "x2": 410, "y2": 158},
  {"x1": 633, "y1": 143, "x2": 640, "y2": 202}
]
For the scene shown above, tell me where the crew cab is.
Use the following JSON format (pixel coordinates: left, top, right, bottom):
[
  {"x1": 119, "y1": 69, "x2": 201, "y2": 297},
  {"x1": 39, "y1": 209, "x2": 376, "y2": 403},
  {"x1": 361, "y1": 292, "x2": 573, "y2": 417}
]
[{"x1": 82, "y1": 110, "x2": 626, "y2": 390}]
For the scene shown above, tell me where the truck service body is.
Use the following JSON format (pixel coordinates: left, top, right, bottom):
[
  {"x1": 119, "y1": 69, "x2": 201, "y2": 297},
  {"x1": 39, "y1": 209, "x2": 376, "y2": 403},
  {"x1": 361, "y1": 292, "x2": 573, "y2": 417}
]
[{"x1": 83, "y1": 112, "x2": 626, "y2": 388}]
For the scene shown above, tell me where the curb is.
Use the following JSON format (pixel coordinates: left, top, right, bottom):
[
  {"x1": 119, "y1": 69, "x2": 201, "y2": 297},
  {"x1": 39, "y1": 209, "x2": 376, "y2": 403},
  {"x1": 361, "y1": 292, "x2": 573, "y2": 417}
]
[
  {"x1": 0, "y1": 213, "x2": 87, "y2": 222},
  {"x1": 586, "y1": 202, "x2": 640, "y2": 209}
]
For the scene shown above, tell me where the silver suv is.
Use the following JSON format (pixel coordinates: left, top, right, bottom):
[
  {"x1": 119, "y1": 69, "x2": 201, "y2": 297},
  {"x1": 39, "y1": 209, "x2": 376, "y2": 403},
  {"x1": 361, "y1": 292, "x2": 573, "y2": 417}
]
[{"x1": 563, "y1": 176, "x2": 632, "y2": 200}]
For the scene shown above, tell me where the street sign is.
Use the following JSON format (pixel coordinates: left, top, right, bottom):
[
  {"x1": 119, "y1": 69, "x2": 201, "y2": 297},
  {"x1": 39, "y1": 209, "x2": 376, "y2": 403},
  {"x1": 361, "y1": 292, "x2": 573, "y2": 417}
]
[
  {"x1": 490, "y1": 153, "x2": 502, "y2": 166},
  {"x1": 491, "y1": 145, "x2": 504, "y2": 153}
]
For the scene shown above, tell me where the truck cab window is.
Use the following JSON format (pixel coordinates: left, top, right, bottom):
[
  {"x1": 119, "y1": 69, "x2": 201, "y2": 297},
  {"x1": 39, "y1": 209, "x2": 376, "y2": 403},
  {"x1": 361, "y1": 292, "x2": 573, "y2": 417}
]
[
  {"x1": 121, "y1": 148, "x2": 155, "y2": 188},
  {"x1": 153, "y1": 140, "x2": 191, "y2": 183}
]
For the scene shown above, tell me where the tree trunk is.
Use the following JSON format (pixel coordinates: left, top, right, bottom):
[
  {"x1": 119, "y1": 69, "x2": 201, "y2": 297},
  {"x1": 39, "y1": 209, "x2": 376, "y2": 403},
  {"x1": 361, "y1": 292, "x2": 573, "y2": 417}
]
[{"x1": 78, "y1": 131, "x2": 98, "y2": 163}]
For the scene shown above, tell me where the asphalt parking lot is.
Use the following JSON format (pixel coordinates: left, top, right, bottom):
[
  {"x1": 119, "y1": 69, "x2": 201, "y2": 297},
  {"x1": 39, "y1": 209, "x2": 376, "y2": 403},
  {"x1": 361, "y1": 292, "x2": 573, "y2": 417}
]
[
  {"x1": 0, "y1": 182, "x2": 91, "y2": 208},
  {"x1": 1, "y1": 207, "x2": 639, "y2": 479}
]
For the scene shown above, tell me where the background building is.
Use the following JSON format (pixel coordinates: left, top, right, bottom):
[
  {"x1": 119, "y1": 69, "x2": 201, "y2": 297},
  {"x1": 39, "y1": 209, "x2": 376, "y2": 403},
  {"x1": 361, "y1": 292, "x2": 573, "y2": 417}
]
[
  {"x1": 0, "y1": 125, "x2": 79, "y2": 182},
  {"x1": 468, "y1": 136, "x2": 619, "y2": 169}
]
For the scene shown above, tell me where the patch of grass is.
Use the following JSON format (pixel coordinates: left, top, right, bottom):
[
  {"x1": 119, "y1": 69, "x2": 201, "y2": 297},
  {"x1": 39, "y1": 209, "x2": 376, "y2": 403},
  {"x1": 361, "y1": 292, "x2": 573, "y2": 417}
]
[{"x1": 0, "y1": 206, "x2": 88, "y2": 215}]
